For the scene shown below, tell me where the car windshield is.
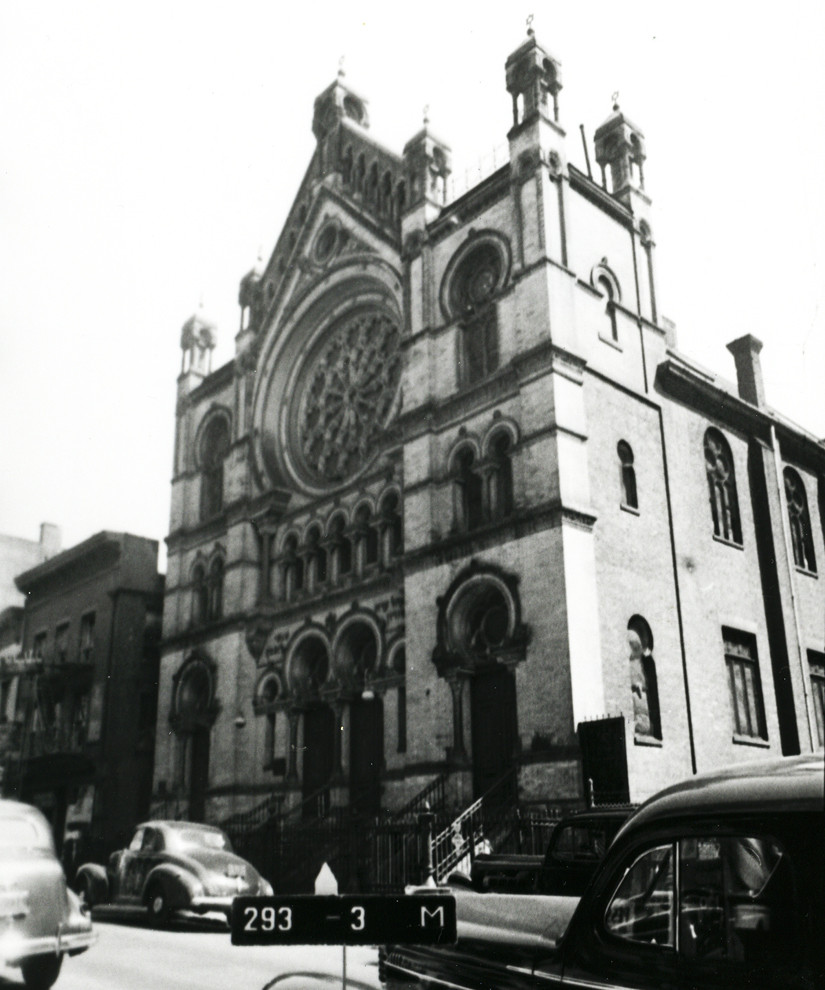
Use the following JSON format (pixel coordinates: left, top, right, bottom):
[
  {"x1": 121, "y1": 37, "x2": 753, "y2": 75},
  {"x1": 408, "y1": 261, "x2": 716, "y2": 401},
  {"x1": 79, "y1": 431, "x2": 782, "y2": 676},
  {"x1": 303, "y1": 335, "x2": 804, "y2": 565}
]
[
  {"x1": 0, "y1": 814, "x2": 51, "y2": 851},
  {"x1": 168, "y1": 828, "x2": 233, "y2": 853}
]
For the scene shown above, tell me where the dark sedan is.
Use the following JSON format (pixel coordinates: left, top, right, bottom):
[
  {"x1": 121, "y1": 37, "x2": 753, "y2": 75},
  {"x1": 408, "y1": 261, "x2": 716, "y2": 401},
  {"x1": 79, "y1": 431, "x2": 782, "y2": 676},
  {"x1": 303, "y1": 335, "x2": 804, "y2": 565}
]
[{"x1": 75, "y1": 820, "x2": 272, "y2": 926}]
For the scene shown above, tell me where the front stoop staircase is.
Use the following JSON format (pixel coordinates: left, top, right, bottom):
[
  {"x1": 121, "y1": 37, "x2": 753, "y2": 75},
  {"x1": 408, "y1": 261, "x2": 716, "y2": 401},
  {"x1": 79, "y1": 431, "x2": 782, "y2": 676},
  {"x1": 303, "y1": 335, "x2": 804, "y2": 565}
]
[{"x1": 215, "y1": 768, "x2": 560, "y2": 893}]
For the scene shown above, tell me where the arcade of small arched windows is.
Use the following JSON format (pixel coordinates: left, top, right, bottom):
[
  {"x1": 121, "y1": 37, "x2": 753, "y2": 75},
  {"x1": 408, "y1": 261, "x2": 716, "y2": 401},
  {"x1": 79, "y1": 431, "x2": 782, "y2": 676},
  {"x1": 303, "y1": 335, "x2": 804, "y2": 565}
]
[
  {"x1": 265, "y1": 489, "x2": 403, "y2": 604},
  {"x1": 450, "y1": 427, "x2": 516, "y2": 534},
  {"x1": 339, "y1": 144, "x2": 406, "y2": 228},
  {"x1": 190, "y1": 552, "x2": 225, "y2": 627},
  {"x1": 253, "y1": 621, "x2": 406, "y2": 780}
]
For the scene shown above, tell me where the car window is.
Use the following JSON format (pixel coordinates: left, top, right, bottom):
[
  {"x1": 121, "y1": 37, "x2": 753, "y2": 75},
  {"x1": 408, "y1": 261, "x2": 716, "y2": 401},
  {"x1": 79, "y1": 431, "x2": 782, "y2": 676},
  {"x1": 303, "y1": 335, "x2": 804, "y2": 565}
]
[
  {"x1": 168, "y1": 828, "x2": 233, "y2": 852},
  {"x1": 605, "y1": 843, "x2": 675, "y2": 947},
  {"x1": 140, "y1": 828, "x2": 158, "y2": 852},
  {"x1": 128, "y1": 828, "x2": 146, "y2": 851},
  {"x1": 0, "y1": 815, "x2": 50, "y2": 851},
  {"x1": 553, "y1": 823, "x2": 610, "y2": 862},
  {"x1": 679, "y1": 835, "x2": 795, "y2": 967}
]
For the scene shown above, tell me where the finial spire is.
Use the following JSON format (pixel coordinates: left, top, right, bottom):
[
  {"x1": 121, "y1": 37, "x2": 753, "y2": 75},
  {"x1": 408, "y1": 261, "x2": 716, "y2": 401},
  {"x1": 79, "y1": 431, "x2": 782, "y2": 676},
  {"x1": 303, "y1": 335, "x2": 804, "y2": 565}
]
[
  {"x1": 526, "y1": 14, "x2": 534, "y2": 37},
  {"x1": 612, "y1": 91, "x2": 620, "y2": 111},
  {"x1": 423, "y1": 104, "x2": 430, "y2": 126},
  {"x1": 338, "y1": 55, "x2": 345, "y2": 79}
]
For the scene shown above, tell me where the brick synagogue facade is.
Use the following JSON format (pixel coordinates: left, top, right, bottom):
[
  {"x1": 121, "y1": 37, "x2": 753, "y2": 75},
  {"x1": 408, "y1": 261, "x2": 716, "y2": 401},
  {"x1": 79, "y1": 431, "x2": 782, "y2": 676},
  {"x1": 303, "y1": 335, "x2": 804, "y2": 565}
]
[{"x1": 152, "y1": 29, "x2": 825, "y2": 827}]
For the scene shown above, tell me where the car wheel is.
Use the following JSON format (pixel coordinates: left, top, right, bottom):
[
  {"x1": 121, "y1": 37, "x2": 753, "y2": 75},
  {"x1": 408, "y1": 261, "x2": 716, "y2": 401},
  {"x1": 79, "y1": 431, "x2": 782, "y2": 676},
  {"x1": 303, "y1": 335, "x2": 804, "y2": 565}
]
[
  {"x1": 21, "y1": 954, "x2": 63, "y2": 990},
  {"x1": 146, "y1": 883, "x2": 170, "y2": 926},
  {"x1": 76, "y1": 874, "x2": 95, "y2": 910}
]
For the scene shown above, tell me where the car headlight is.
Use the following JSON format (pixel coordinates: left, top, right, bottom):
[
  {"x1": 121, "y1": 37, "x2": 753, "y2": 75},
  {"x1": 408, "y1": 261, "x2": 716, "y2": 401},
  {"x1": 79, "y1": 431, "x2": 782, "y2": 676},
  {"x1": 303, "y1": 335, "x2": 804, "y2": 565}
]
[{"x1": 259, "y1": 879, "x2": 274, "y2": 896}]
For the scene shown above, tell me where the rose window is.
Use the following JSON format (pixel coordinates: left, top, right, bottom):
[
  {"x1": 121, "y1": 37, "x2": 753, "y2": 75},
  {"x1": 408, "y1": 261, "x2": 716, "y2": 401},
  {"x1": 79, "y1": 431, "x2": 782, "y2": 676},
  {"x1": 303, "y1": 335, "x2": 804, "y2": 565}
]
[{"x1": 296, "y1": 310, "x2": 401, "y2": 484}]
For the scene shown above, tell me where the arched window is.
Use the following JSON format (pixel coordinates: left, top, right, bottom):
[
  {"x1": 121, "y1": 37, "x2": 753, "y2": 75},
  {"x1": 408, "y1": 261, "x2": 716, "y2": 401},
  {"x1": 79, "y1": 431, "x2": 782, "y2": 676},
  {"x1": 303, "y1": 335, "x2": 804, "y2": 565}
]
[
  {"x1": 208, "y1": 558, "x2": 224, "y2": 621},
  {"x1": 282, "y1": 535, "x2": 303, "y2": 601},
  {"x1": 306, "y1": 526, "x2": 327, "y2": 589},
  {"x1": 617, "y1": 440, "x2": 638, "y2": 509},
  {"x1": 330, "y1": 516, "x2": 352, "y2": 578},
  {"x1": 597, "y1": 274, "x2": 618, "y2": 342},
  {"x1": 380, "y1": 491, "x2": 403, "y2": 562},
  {"x1": 627, "y1": 616, "x2": 661, "y2": 741},
  {"x1": 260, "y1": 677, "x2": 280, "y2": 771},
  {"x1": 354, "y1": 505, "x2": 379, "y2": 570},
  {"x1": 704, "y1": 429, "x2": 742, "y2": 545},
  {"x1": 454, "y1": 447, "x2": 484, "y2": 532},
  {"x1": 191, "y1": 565, "x2": 208, "y2": 626},
  {"x1": 451, "y1": 244, "x2": 503, "y2": 386},
  {"x1": 784, "y1": 468, "x2": 817, "y2": 573},
  {"x1": 487, "y1": 432, "x2": 514, "y2": 520},
  {"x1": 199, "y1": 417, "x2": 230, "y2": 520}
]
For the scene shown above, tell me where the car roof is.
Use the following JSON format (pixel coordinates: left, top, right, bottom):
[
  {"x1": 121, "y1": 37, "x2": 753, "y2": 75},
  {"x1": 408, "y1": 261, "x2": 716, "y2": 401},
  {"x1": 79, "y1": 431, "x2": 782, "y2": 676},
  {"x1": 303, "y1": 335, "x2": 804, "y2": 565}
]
[
  {"x1": 136, "y1": 820, "x2": 227, "y2": 833},
  {"x1": 616, "y1": 754, "x2": 824, "y2": 842},
  {"x1": 555, "y1": 808, "x2": 634, "y2": 827}
]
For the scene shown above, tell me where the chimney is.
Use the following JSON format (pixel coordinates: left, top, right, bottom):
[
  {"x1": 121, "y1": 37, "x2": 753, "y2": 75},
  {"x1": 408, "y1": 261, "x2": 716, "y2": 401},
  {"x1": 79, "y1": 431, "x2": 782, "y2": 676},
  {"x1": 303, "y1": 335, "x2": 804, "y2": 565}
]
[
  {"x1": 39, "y1": 523, "x2": 61, "y2": 560},
  {"x1": 726, "y1": 334, "x2": 766, "y2": 407}
]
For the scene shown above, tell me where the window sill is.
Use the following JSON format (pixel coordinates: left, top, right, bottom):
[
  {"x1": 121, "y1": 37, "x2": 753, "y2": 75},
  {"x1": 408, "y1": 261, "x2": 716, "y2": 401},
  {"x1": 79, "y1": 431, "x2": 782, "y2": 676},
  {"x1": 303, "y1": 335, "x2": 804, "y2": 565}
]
[
  {"x1": 598, "y1": 332, "x2": 623, "y2": 351},
  {"x1": 634, "y1": 733, "x2": 663, "y2": 748},
  {"x1": 795, "y1": 565, "x2": 818, "y2": 579},
  {"x1": 732, "y1": 733, "x2": 770, "y2": 748},
  {"x1": 712, "y1": 534, "x2": 744, "y2": 551},
  {"x1": 620, "y1": 503, "x2": 640, "y2": 516}
]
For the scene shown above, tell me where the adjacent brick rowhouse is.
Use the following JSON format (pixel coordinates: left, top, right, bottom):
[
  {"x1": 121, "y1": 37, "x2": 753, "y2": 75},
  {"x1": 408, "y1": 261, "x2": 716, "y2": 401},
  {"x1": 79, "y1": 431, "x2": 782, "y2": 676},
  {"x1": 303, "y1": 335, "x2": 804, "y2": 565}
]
[{"x1": 153, "y1": 29, "x2": 825, "y2": 826}]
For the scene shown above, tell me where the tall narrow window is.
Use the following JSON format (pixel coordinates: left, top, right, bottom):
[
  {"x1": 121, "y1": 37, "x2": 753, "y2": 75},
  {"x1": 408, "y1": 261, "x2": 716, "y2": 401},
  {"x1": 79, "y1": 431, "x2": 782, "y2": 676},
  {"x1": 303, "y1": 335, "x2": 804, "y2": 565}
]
[
  {"x1": 393, "y1": 648, "x2": 407, "y2": 754},
  {"x1": 355, "y1": 506, "x2": 379, "y2": 570},
  {"x1": 191, "y1": 565, "x2": 208, "y2": 625},
  {"x1": 784, "y1": 468, "x2": 817, "y2": 573},
  {"x1": 330, "y1": 516, "x2": 352, "y2": 578},
  {"x1": 79, "y1": 613, "x2": 95, "y2": 664},
  {"x1": 808, "y1": 650, "x2": 825, "y2": 749},
  {"x1": 597, "y1": 274, "x2": 618, "y2": 342},
  {"x1": 55, "y1": 623, "x2": 69, "y2": 664},
  {"x1": 32, "y1": 632, "x2": 47, "y2": 659},
  {"x1": 199, "y1": 417, "x2": 230, "y2": 521},
  {"x1": 380, "y1": 491, "x2": 403, "y2": 563},
  {"x1": 208, "y1": 558, "x2": 224, "y2": 621},
  {"x1": 454, "y1": 447, "x2": 484, "y2": 531},
  {"x1": 723, "y1": 628, "x2": 767, "y2": 741},
  {"x1": 617, "y1": 441, "x2": 638, "y2": 510},
  {"x1": 451, "y1": 243, "x2": 503, "y2": 387},
  {"x1": 704, "y1": 429, "x2": 742, "y2": 544},
  {"x1": 282, "y1": 535, "x2": 303, "y2": 601},
  {"x1": 306, "y1": 526, "x2": 327, "y2": 589},
  {"x1": 487, "y1": 432, "x2": 514, "y2": 520},
  {"x1": 260, "y1": 678, "x2": 279, "y2": 770},
  {"x1": 627, "y1": 616, "x2": 661, "y2": 741}
]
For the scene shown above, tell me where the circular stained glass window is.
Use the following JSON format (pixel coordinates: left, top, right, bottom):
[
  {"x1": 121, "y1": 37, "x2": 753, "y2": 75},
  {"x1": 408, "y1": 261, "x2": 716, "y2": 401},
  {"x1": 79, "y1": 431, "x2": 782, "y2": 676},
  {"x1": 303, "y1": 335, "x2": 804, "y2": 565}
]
[{"x1": 295, "y1": 309, "x2": 401, "y2": 485}]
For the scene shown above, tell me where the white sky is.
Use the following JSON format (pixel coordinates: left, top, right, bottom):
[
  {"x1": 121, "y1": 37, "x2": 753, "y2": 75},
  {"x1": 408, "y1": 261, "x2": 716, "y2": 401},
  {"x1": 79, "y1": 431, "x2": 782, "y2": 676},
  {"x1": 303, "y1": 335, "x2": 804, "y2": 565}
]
[{"x1": 2, "y1": 2, "x2": 823, "y2": 570}]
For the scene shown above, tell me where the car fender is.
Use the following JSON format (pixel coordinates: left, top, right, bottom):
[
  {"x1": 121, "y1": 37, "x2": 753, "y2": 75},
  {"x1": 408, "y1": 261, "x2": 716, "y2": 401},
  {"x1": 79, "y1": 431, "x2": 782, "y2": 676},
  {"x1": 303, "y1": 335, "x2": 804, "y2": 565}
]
[
  {"x1": 75, "y1": 863, "x2": 109, "y2": 903},
  {"x1": 143, "y1": 863, "x2": 203, "y2": 910}
]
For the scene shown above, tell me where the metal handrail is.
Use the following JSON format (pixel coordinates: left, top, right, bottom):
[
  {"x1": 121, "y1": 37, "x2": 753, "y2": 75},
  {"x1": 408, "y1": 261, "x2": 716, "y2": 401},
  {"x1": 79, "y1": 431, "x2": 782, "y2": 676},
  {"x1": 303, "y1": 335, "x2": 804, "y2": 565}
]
[{"x1": 390, "y1": 773, "x2": 449, "y2": 821}]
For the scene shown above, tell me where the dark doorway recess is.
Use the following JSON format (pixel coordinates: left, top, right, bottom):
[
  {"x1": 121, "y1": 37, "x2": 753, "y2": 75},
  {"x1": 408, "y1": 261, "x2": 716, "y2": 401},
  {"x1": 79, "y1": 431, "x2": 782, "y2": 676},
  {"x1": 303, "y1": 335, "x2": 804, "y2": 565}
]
[
  {"x1": 350, "y1": 696, "x2": 383, "y2": 815},
  {"x1": 302, "y1": 705, "x2": 335, "y2": 818},
  {"x1": 470, "y1": 665, "x2": 518, "y2": 803}
]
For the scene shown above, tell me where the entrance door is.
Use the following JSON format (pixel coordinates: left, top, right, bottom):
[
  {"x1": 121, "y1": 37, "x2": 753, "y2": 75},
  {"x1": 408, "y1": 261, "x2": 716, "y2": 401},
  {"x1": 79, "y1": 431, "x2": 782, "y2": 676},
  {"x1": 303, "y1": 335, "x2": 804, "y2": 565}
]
[
  {"x1": 189, "y1": 727, "x2": 210, "y2": 822},
  {"x1": 470, "y1": 666, "x2": 518, "y2": 803},
  {"x1": 302, "y1": 706, "x2": 335, "y2": 818},
  {"x1": 349, "y1": 697, "x2": 383, "y2": 815}
]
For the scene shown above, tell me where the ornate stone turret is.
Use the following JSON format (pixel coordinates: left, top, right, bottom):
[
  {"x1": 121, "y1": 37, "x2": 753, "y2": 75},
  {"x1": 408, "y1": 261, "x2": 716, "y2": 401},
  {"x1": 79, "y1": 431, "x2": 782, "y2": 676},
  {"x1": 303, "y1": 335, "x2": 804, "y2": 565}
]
[
  {"x1": 593, "y1": 99, "x2": 647, "y2": 209},
  {"x1": 505, "y1": 21, "x2": 563, "y2": 130},
  {"x1": 179, "y1": 309, "x2": 216, "y2": 378},
  {"x1": 402, "y1": 110, "x2": 452, "y2": 219},
  {"x1": 312, "y1": 65, "x2": 370, "y2": 142}
]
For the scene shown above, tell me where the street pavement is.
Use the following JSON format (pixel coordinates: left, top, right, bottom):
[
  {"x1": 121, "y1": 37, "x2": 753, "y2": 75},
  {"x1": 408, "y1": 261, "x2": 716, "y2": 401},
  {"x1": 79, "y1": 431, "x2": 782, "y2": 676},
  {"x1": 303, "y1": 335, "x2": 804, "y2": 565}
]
[{"x1": 0, "y1": 914, "x2": 382, "y2": 990}]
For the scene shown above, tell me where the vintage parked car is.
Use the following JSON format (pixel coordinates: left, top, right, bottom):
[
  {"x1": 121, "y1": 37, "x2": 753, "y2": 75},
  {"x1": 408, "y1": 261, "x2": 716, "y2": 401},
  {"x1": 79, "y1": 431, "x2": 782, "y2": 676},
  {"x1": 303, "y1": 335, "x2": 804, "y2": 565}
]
[
  {"x1": 0, "y1": 799, "x2": 96, "y2": 990},
  {"x1": 382, "y1": 754, "x2": 825, "y2": 990},
  {"x1": 469, "y1": 808, "x2": 632, "y2": 895},
  {"x1": 75, "y1": 820, "x2": 273, "y2": 925}
]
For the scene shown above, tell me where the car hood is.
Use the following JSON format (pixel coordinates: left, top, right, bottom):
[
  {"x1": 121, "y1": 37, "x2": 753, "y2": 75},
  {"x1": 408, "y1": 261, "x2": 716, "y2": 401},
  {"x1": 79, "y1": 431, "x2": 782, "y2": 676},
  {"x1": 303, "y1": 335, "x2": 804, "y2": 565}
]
[{"x1": 454, "y1": 890, "x2": 580, "y2": 949}]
